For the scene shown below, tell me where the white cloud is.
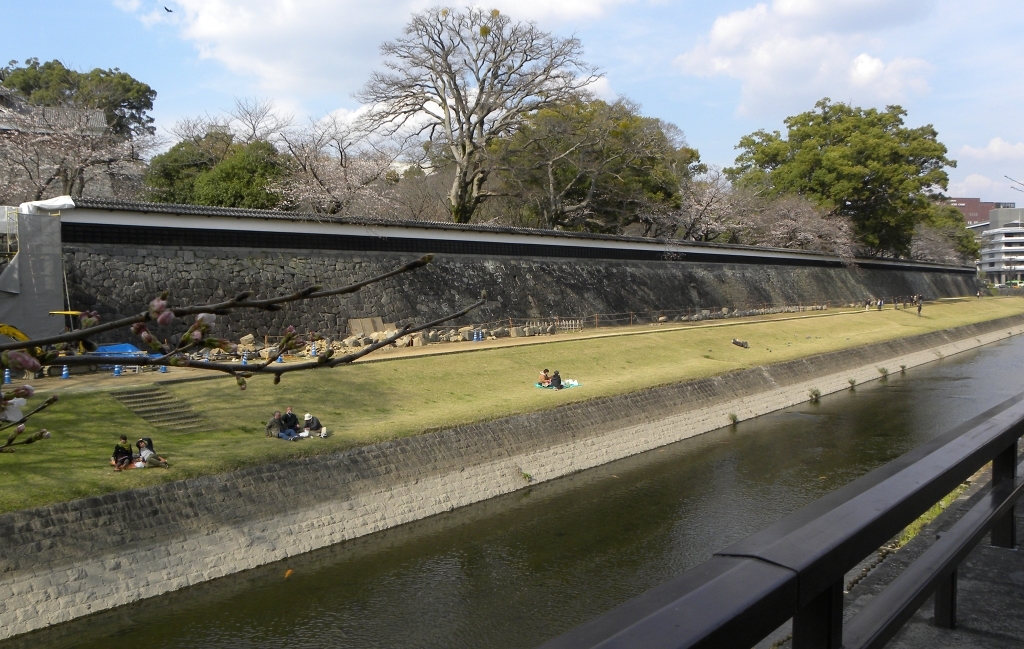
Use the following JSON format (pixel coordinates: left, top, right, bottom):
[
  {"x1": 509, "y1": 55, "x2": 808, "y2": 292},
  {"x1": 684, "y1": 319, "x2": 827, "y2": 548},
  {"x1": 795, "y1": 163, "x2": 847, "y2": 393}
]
[
  {"x1": 584, "y1": 77, "x2": 617, "y2": 101},
  {"x1": 960, "y1": 137, "x2": 1024, "y2": 161},
  {"x1": 676, "y1": 0, "x2": 935, "y2": 115},
  {"x1": 116, "y1": 0, "x2": 632, "y2": 117},
  {"x1": 947, "y1": 173, "x2": 996, "y2": 197}
]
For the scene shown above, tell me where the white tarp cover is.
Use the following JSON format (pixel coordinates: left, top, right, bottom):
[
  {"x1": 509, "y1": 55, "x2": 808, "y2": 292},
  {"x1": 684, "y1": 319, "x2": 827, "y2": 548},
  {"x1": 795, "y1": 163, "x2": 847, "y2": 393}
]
[
  {"x1": 0, "y1": 212, "x2": 64, "y2": 339},
  {"x1": 18, "y1": 195, "x2": 75, "y2": 214}
]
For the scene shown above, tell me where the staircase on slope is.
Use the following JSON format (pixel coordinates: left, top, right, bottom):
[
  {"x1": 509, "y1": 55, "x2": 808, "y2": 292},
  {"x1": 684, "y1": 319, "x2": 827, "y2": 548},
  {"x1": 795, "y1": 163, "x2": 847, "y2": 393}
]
[{"x1": 111, "y1": 385, "x2": 207, "y2": 431}]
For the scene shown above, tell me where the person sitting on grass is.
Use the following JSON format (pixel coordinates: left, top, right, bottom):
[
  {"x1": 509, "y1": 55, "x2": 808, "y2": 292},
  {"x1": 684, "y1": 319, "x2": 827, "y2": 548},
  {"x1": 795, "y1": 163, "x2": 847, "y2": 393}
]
[
  {"x1": 549, "y1": 370, "x2": 563, "y2": 390},
  {"x1": 266, "y1": 410, "x2": 298, "y2": 441},
  {"x1": 111, "y1": 435, "x2": 134, "y2": 471},
  {"x1": 136, "y1": 438, "x2": 168, "y2": 468},
  {"x1": 538, "y1": 369, "x2": 551, "y2": 386},
  {"x1": 281, "y1": 406, "x2": 299, "y2": 433},
  {"x1": 266, "y1": 410, "x2": 284, "y2": 437},
  {"x1": 302, "y1": 412, "x2": 326, "y2": 437}
]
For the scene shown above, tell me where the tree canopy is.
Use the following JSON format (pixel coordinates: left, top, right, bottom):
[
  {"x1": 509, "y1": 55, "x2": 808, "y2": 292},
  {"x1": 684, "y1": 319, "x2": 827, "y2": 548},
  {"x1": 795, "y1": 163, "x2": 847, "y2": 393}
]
[
  {"x1": 145, "y1": 132, "x2": 283, "y2": 209},
  {"x1": 725, "y1": 98, "x2": 955, "y2": 257},
  {"x1": 1, "y1": 58, "x2": 156, "y2": 138},
  {"x1": 494, "y1": 99, "x2": 697, "y2": 232}
]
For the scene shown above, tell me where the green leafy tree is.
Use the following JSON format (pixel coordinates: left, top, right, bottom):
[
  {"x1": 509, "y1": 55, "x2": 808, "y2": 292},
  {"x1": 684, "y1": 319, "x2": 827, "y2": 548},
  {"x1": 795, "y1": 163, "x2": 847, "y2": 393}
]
[
  {"x1": 192, "y1": 140, "x2": 283, "y2": 209},
  {"x1": 922, "y1": 203, "x2": 980, "y2": 259},
  {"x1": 145, "y1": 134, "x2": 283, "y2": 209},
  {"x1": 144, "y1": 131, "x2": 235, "y2": 204},
  {"x1": 726, "y1": 98, "x2": 955, "y2": 256},
  {"x1": 1, "y1": 58, "x2": 156, "y2": 138},
  {"x1": 495, "y1": 99, "x2": 698, "y2": 232}
]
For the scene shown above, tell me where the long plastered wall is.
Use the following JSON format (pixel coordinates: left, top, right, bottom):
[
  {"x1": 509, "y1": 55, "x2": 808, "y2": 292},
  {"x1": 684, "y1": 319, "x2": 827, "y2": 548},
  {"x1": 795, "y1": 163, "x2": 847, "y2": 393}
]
[{"x1": 2, "y1": 314, "x2": 1022, "y2": 641}]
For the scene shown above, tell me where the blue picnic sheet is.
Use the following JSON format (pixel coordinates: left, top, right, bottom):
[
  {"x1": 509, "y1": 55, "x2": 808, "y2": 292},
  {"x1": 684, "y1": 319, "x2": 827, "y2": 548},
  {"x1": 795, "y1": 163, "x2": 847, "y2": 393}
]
[{"x1": 534, "y1": 382, "x2": 581, "y2": 390}]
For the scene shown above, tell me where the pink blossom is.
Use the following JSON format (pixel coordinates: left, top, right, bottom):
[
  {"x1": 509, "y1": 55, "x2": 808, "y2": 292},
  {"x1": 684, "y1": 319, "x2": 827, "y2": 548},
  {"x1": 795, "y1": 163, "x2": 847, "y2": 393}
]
[
  {"x1": 14, "y1": 385, "x2": 34, "y2": 398},
  {"x1": 131, "y1": 322, "x2": 147, "y2": 335},
  {"x1": 148, "y1": 297, "x2": 168, "y2": 319},
  {"x1": 4, "y1": 350, "x2": 40, "y2": 372},
  {"x1": 195, "y1": 313, "x2": 216, "y2": 327},
  {"x1": 156, "y1": 310, "x2": 174, "y2": 326},
  {"x1": 15, "y1": 424, "x2": 25, "y2": 434},
  {"x1": 284, "y1": 325, "x2": 296, "y2": 335},
  {"x1": 190, "y1": 330, "x2": 202, "y2": 342},
  {"x1": 80, "y1": 311, "x2": 100, "y2": 328}
]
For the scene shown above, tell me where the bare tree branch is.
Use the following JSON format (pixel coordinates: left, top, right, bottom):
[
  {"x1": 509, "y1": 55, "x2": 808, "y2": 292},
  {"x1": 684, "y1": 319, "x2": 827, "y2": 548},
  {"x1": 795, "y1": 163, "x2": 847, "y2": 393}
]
[{"x1": 358, "y1": 7, "x2": 600, "y2": 223}]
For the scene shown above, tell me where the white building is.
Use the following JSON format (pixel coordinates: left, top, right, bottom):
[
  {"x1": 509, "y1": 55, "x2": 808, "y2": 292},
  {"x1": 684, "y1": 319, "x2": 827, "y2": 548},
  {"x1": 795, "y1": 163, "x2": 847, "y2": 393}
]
[{"x1": 978, "y1": 208, "x2": 1024, "y2": 283}]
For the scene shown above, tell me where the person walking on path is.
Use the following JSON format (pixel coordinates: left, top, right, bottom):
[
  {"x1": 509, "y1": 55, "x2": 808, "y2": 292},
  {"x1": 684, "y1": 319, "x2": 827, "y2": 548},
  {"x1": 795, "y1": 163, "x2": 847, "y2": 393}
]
[{"x1": 917, "y1": 300, "x2": 922, "y2": 317}]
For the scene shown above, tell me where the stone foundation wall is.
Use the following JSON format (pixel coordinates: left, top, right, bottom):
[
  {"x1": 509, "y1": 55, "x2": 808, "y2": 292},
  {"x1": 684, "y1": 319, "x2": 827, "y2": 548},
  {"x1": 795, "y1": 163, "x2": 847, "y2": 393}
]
[
  {"x1": 1, "y1": 314, "x2": 1021, "y2": 641},
  {"x1": 62, "y1": 243, "x2": 980, "y2": 343}
]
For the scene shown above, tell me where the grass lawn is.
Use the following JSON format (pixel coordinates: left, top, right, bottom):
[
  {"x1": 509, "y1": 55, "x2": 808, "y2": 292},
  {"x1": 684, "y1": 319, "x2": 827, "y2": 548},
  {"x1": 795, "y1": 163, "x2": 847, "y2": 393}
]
[{"x1": 3, "y1": 297, "x2": 1023, "y2": 514}]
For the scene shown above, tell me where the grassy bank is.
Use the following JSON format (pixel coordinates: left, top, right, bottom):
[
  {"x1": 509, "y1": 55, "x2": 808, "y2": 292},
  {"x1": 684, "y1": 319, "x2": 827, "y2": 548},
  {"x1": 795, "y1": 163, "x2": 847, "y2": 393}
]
[{"x1": 3, "y1": 298, "x2": 1023, "y2": 513}]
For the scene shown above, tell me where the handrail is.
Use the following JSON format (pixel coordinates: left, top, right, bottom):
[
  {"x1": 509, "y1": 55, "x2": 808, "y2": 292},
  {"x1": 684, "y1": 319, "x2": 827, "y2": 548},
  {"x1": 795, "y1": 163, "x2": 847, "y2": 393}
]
[{"x1": 538, "y1": 393, "x2": 1024, "y2": 649}]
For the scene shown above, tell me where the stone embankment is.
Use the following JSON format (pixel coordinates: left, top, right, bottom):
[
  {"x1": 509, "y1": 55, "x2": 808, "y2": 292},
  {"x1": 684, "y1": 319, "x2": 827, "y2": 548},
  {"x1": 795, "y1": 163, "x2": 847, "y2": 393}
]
[
  {"x1": 2, "y1": 315, "x2": 1022, "y2": 641},
  {"x1": 64, "y1": 243, "x2": 978, "y2": 343}
]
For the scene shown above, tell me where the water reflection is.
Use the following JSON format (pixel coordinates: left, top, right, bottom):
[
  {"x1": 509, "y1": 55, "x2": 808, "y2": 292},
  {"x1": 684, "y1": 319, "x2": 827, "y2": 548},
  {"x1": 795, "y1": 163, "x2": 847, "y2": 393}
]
[{"x1": 10, "y1": 337, "x2": 1024, "y2": 649}]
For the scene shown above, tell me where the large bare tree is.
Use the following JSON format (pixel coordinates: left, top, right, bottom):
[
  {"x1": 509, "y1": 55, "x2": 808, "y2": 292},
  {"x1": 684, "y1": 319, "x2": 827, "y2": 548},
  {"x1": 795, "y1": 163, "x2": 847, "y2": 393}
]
[{"x1": 359, "y1": 7, "x2": 599, "y2": 223}]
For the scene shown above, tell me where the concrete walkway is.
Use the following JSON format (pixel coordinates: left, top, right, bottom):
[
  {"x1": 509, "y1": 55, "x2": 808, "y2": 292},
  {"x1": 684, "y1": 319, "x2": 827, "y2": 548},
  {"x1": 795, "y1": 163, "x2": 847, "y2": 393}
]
[
  {"x1": 857, "y1": 469, "x2": 1024, "y2": 648},
  {"x1": 756, "y1": 466, "x2": 1024, "y2": 649}
]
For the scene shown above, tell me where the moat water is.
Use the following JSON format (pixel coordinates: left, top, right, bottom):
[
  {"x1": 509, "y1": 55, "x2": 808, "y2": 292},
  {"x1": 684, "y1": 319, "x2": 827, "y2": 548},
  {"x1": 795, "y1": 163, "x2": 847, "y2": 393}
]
[{"x1": 13, "y1": 335, "x2": 1024, "y2": 649}]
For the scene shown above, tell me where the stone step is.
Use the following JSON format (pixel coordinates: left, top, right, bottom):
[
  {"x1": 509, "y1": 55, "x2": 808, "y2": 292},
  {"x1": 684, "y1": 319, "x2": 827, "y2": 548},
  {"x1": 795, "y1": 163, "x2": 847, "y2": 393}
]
[
  {"x1": 111, "y1": 386, "x2": 208, "y2": 432},
  {"x1": 118, "y1": 395, "x2": 177, "y2": 405}
]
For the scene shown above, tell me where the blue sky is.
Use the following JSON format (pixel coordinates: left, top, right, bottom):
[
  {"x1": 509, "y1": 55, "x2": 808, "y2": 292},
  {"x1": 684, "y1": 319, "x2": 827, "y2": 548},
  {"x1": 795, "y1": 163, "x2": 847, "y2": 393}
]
[{"x1": 7, "y1": 1, "x2": 1024, "y2": 202}]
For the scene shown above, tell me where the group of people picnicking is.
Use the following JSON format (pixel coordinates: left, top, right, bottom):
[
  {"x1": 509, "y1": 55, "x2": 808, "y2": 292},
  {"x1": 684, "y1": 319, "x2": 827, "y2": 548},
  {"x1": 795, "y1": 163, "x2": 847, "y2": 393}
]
[
  {"x1": 537, "y1": 369, "x2": 580, "y2": 390},
  {"x1": 865, "y1": 295, "x2": 924, "y2": 316},
  {"x1": 110, "y1": 435, "x2": 168, "y2": 470},
  {"x1": 538, "y1": 368, "x2": 563, "y2": 389},
  {"x1": 265, "y1": 406, "x2": 327, "y2": 441}
]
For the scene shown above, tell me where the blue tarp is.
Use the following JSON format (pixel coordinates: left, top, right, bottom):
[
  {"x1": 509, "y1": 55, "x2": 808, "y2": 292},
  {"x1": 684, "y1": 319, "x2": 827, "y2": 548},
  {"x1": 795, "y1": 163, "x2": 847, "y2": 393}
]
[{"x1": 94, "y1": 343, "x2": 144, "y2": 355}]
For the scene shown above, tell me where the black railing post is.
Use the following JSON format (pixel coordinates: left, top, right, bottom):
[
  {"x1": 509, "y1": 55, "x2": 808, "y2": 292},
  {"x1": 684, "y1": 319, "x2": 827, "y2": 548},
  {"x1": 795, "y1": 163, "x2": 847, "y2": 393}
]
[
  {"x1": 934, "y1": 568, "x2": 957, "y2": 628},
  {"x1": 991, "y1": 439, "x2": 1018, "y2": 548},
  {"x1": 793, "y1": 579, "x2": 843, "y2": 649}
]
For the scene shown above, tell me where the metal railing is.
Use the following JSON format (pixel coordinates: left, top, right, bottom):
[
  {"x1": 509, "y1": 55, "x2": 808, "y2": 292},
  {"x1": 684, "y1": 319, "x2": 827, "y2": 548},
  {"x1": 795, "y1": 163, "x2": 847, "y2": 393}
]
[{"x1": 538, "y1": 393, "x2": 1024, "y2": 649}]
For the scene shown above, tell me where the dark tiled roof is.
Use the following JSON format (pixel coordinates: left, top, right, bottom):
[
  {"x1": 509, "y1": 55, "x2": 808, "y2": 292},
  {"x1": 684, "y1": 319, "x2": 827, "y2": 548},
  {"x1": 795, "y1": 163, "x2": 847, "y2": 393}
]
[
  {"x1": 70, "y1": 198, "x2": 822, "y2": 255},
  {"x1": 70, "y1": 198, "x2": 970, "y2": 270}
]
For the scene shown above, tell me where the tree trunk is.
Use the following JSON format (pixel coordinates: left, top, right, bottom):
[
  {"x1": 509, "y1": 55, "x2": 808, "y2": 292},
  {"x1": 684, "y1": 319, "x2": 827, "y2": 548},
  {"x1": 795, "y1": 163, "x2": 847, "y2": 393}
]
[{"x1": 447, "y1": 162, "x2": 487, "y2": 224}]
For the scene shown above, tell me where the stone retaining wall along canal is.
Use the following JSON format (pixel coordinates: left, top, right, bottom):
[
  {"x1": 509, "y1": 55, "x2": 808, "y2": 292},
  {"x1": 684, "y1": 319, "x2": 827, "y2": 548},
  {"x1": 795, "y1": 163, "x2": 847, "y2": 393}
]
[
  {"x1": 58, "y1": 199, "x2": 980, "y2": 342},
  {"x1": 3, "y1": 314, "x2": 1024, "y2": 640}
]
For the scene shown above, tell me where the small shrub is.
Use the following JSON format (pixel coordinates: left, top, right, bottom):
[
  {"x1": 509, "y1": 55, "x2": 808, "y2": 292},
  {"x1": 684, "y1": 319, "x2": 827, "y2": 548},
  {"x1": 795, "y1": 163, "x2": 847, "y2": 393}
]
[
  {"x1": 728, "y1": 413, "x2": 739, "y2": 425},
  {"x1": 900, "y1": 364, "x2": 907, "y2": 374},
  {"x1": 877, "y1": 367, "x2": 889, "y2": 379},
  {"x1": 848, "y1": 378, "x2": 856, "y2": 389},
  {"x1": 520, "y1": 470, "x2": 533, "y2": 483},
  {"x1": 809, "y1": 388, "x2": 821, "y2": 403}
]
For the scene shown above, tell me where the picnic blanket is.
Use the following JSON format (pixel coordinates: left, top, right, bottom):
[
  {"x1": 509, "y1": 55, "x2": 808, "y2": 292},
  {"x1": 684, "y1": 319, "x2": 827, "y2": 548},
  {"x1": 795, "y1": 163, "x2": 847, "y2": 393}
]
[{"x1": 534, "y1": 380, "x2": 581, "y2": 390}]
